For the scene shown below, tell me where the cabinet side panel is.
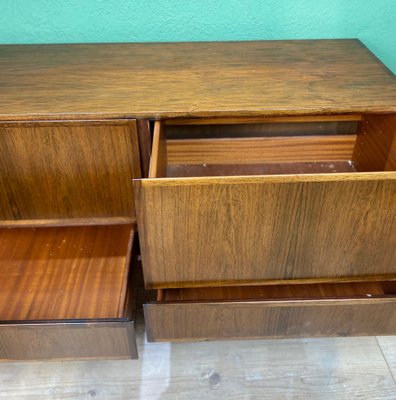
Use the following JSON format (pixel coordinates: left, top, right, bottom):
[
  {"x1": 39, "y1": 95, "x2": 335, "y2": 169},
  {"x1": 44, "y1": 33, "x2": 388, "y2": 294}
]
[
  {"x1": 137, "y1": 119, "x2": 152, "y2": 178},
  {"x1": 0, "y1": 120, "x2": 140, "y2": 223},
  {"x1": 353, "y1": 114, "x2": 396, "y2": 171},
  {"x1": 386, "y1": 124, "x2": 396, "y2": 171}
]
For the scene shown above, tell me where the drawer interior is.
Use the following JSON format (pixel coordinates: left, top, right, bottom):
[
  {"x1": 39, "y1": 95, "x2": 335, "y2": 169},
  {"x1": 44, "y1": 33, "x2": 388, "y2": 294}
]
[
  {"x1": 137, "y1": 113, "x2": 396, "y2": 289},
  {"x1": 0, "y1": 224, "x2": 135, "y2": 322},
  {"x1": 157, "y1": 280, "x2": 396, "y2": 303},
  {"x1": 151, "y1": 114, "x2": 396, "y2": 178}
]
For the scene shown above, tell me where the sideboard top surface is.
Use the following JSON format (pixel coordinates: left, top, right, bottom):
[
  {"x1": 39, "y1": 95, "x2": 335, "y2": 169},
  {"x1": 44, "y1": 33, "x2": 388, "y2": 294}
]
[{"x1": 0, "y1": 39, "x2": 395, "y2": 121}]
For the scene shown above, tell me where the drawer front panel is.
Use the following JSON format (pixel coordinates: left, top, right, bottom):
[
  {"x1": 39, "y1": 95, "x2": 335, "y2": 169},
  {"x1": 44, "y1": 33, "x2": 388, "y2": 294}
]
[
  {"x1": 0, "y1": 322, "x2": 137, "y2": 361},
  {"x1": 0, "y1": 120, "x2": 140, "y2": 225},
  {"x1": 144, "y1": 298, "x2": 396, "y2": 342},
  {"x1": 135, "y1": 174, "x2": 396, "y2": 288}
]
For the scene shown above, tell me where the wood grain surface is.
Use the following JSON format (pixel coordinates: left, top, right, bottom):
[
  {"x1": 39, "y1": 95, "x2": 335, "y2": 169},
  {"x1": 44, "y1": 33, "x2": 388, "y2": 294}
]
[
  {"x1": 0, "y1": 40, "x2": 395, "y2": 120},
  {"x1": 135, "y1": 173, "x2": 396, "y2": 288},
  {"x1": 0, "y1": 120, "x2": 140, "y2": 224},
  {"x1": 166, "y1": 135, "x2": 356, "y2": 165},
  {"x1": 0, "y1": 225, "x2": 134, "y2": 321}
]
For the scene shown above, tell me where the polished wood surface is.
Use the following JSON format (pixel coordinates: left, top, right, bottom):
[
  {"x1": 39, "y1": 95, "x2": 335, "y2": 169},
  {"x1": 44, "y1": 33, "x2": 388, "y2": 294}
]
[
  {"x1": 0, "y1": 120, "x2": 140, "y2": 224},
  {"x1": 0, "y1": 40, "x2": 395, "y2": 121},
  {"x1": 353, "y1": 114, "x2": 396, "y2": 172},
  {"x1": 135, "y1": 173, "x2": 396, "y2": 288},
  {"x1": 0, "y1": 322, "x2": 137, "y2": 361},
  {"x1": 145, "y1": 297, "x2": 396, "y2": 342},
  {"x1": 0, "y1": 225, "x2": 134, "y2": 321}
]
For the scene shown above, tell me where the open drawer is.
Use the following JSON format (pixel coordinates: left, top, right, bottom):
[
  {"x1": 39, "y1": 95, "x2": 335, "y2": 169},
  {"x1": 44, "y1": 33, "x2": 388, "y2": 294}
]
[
  {"x1": 145, "y1": 281, "x2": 396, "y2": 341},
  {"x1": 0, "y1": 224, "x2": 138, "y2": 361},
  {"x1": 134, "y1": 114, "x2": 396, "y2": 289}
]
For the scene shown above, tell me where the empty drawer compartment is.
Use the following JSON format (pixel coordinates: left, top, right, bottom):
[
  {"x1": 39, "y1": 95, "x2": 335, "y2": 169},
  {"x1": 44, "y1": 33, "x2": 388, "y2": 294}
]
[{"x1": 0, "y1": 224, "x2": 138, "y2": 361}]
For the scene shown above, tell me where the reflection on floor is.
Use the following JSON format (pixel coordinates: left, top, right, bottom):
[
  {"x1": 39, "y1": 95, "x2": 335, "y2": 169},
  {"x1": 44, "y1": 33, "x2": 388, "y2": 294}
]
[{"x1": 1, "y1": 313, "x2": 396, "y2": 400}]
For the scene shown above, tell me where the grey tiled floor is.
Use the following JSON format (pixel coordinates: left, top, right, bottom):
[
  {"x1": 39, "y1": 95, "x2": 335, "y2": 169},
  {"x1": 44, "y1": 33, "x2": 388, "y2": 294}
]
[{"x1": 1, "y1": 318, "x2": 396, "y2": 400}]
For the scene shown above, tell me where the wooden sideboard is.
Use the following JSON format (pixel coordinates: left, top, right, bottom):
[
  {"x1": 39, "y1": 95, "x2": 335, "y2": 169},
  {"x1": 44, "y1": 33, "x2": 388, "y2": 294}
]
[{"x1": 0, "y1": 40, "x2": 395, "y2": 360}]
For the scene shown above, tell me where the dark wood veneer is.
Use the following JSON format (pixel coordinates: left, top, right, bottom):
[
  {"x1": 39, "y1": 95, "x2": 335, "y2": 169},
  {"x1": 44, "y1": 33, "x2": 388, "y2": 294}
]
[
  {"x1": 1, "y1": 40, "x2": 396, "y2": 349},
  {"x1": 0, "y1": 120, "x2": 141, "y2": 224}
]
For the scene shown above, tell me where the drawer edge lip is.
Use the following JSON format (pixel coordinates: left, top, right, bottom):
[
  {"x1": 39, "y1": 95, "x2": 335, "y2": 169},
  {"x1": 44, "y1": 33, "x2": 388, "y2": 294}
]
[
  {"x1": 144, "y1": 275, "x2": 396, "y2": 290},
  {"x1": 1, "y1": 107, "x2": 396, "y2": 123},
  {"x1": 0, "y1": 118, "x2": 137, "y2": 127},
  {"x1": 138, "y1": 171, "x2": 396, "y2": 187},
  {"x1": 145, "y1": 296, "x2": 396, "y2": 308},
  {"x1": 164, "y1": 114, "x2": 365, "y2": 125},
  {"x1": 143, "y1": 332, "x2": 392, "y2": 343},
  {"x1": 0, "y1": 318, "x2": 135, "y2": 326},
  {"x1": 0, "y1": 217, "x2": 136, "y2": 228}
]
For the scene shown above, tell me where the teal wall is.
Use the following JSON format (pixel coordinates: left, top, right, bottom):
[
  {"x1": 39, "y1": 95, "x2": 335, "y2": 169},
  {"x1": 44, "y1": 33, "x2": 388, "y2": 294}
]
[{"x1": 1, "y1": 0, "x2": 395, "y2": 72}]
